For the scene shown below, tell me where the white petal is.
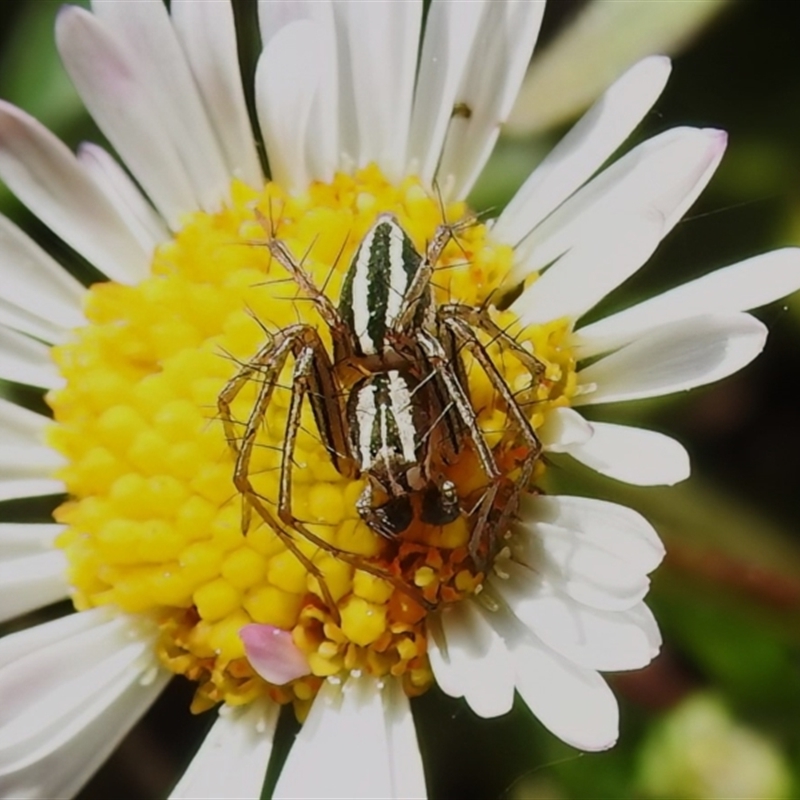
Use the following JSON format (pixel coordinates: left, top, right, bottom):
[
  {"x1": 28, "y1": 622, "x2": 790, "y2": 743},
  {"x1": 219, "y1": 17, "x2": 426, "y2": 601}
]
[
  {"x1": 0, "y1": 610, "x2": 169, "y2": 799},
  {"x1": 255, "y1": 21, "x2": 323, "y2": 193},
  {"x1": 0, "y1": 550, "x2": 70, "y2": 623},
  {"x1": 171, "y1": 0, "x2": 264, "y2": 189},
  {"x1": 509, "y1": 127, "x2": 726, "y2": 283},
  {"x1": 383, "y1": 678, "x2": 427, "y2": 800},
  {"x1": 0, "y1": 524, "x2": 68, "y2": 620},
  {"x1": 0, "y1": 213, "x2": 85, "y2": 339},
  {"x1": 519, "y1": 522, "x2": 652, "y2": 611},
  {"x1": 0, "y1": 100, "x2": 149, "y2": 283},
  {"x1": 522, "y1": 495, "x2": 665, "y2": 573},
  {"x1": 0, "y1": 401, "x2": 63, "y2": 500},
  {"x1": 56, "y1": 6, "x2": 198, "y2": 229},
  {"x1": 0, "y1": 326, "x2": 63, "y2": 389},
  {"x1": 575, "y1": 247, "x2": 800, "y2": 357},
  {"x1": 494, "y1": 56, "x2": 672, "y2": 247},
  {"x1": 0, "y1": 299, "x2": 67, "y2": 345},
  {"x1": 511, "y1": 208, "x2": 664, "y2": 326},
  {"x1": 274, "y1": 675, "x2": 425, "y2": 800},
  {"x1": 78, "y1": 143, "x2": 169, "y2": 253},
  {"x1": 575, "y1": 313, "x2": 767, "y2": 405},
  {"x1": 494, "y1": 568, "x2": 662, "y2": 671},
  {"x1": 0, "y1": 523, "x2": 63, "y2": 557},
  {"x1": 427, "y1": 601, "x2": 515, "y2": 718},
  {"x1": 0, "y1": 398, "x2": 50, "y2": 447},
  {"x1": 539, "y1": 407, "x2": 594, "y2": 453},
  {"x1": 90, "y1": 0, "x2": 230, "y2": 212},
  {"x1": 169, "y1": 701, "x2": 278, "y2": 800},
  {"x1": 406, "y1": 0, "x2": 487, "y2": 186},
  {"x1": 436, "y1": 0, "x2": 546, "y2": 200},
  {"x1": 258, "y1": 0, "x2": 339, "y2": 182},
  {"x1": 562, "y1": 421, "x2": 691, "y2": 486},
  {"x1": 511, "y1": 637, "x2": 619, "y2": 751},
  {"x1": 332, "y1": 1, "x2": 421, "y2": 180}
]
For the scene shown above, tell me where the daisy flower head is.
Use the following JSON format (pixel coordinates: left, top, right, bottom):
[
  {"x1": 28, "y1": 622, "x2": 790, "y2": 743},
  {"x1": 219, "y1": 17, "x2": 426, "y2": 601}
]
[{"x1": 1, "y1": 1, "x2": 799, "y2": 798}]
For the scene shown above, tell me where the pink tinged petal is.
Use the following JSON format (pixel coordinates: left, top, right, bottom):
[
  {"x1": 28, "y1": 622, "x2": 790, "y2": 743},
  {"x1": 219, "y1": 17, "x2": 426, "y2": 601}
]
[
  {"x1": 509, "y1": 127, "x2": 727, "y2": 285},
  {"x1": 55, "y1": 7, "x2": 197, "y2": 229},
  {"x1": 494, "y1": 56, "x2": 672, "y2": 248},
  {"x1": 0, "y1": 100, "x2": 149, "y2": 283},
  {"x1": 331, "y1": 1, "x2": 421, "y2": 180},
  {"x1": 0, "y1": 400, "x2": 65, "y2": 501},
  {"x1": 0, "y1": 326, "x2": 64, "y2": 389},
  {"x1": 274, "y1": 675, "x2": 425, "y2": 800},
  {"x1": 258, "y1": 0, "x2": 339, "y2": 182},
  {"x1": 524, "y1": 495, "x2": 666, "y2": 573},
  {"x1": 256, "y1": 21, "x2": 327, "y2": 193},
  {"x1": 511, "y1": 209, "x2": 664, "y2": 326},
  {"x1": 0, "y1": 522, "x2": 69, "y2": 621},
  {"x1": 575, "y1": 247, "x2": 800, "y2": 358},
  {"x1": 90, "y1": 0, "x2": 230, "y2": 212},
  {"x1": 427, "y1": 601, "x2": 515, "y2": 718},
  {"x1": 78, "y1": 143, "x2": 169, "y2": 253},
  {"x1": 436, "y1": 0, "x2": 546, "y2": 200},
  {"x1": 0, "y1": 610, "x2": 169, "y2": 799},
  {"x1": 240, "y1": 624, "x2": 310, "y2": 685},
  {"x1": 574, "y1": 312, "x2": 768, "y2": 406},
  {"x1": 562, "y1": 421, "x2": 690, "y2": 487},
  {"x1": 168, "y1": 701, "x2": 279, "y2": 800},
  {"x1": 171, "y1": 0, "x2": 264, "y2": 190},
  {"x1": 539, "y1": 407, "x2": 594, "y2": 453},
  {"x1": 0, "y1": 214, "x2": 85, "y2": 342},
  {"x1": 406, "y1": 0, "x2": 487, "y2": 186},
  {"x1": 493, "y1": 564, "x2": 662, "y2": 671},
  {"x1": 511, "y1": 638, "x2": 619, "y2": 751}
]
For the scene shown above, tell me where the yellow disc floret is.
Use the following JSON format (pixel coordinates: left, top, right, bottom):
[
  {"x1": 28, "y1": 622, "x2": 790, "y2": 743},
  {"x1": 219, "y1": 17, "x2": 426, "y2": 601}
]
[{"x1": 47, "y1": 166, "x2": 576, "y2": 713}]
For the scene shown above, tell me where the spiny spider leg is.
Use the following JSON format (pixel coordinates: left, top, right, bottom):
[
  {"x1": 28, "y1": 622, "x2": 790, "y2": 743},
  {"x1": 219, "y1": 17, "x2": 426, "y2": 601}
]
[
  {"x1": 440, "y1": 303, "x2": 546, "y2": 383},
  {"x1": 392, "y1": 223, "x2": 454, "y2": 335},
  {"x1": 415, "y1": 330, "x2": 504, "y2": 566},
  {"x1": 254, "y1": 209, "x2": 353, "y2": 350},
  {"x1": 218, "y1": 326, "x2": 342, "y2": 616},
  {"x1": 440, "y1": 315, "x2": 543, "y2": 557}
]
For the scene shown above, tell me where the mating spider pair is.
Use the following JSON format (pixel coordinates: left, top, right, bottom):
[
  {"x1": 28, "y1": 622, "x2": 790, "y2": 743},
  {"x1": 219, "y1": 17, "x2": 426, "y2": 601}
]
[{"x1": 217, "y1": 212, "x2": 543, "y2": 611}]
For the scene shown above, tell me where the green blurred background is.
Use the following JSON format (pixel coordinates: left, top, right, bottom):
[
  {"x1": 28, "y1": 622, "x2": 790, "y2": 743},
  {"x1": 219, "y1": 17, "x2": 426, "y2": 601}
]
[{"x1": 1, "y1": 1, "x2": 800, "y2": 798}]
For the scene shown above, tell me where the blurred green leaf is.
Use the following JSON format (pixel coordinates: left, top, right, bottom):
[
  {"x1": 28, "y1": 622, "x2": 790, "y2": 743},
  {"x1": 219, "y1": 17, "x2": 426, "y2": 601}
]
[
  {"x1": 508, "y1": 0, "x2": 731, "y2": 135},
  {"x1": 0, "y1": 0, "x2": 88, "y2": 130}
]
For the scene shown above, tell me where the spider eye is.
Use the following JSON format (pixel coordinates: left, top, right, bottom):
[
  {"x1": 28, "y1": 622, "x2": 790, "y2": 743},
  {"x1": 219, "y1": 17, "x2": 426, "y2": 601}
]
[
  {"x1": 420, "y1": 484, "x2": 460, "y2": 526},
  {"x1": 376, "y1": 495, "x2": 414, "y2": 536}
]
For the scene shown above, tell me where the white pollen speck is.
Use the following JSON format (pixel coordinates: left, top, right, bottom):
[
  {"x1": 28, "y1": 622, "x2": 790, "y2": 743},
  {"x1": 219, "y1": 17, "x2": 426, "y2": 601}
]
[
  {"x1": 351, "y1": 669, "x2": 362, "y2": 678},
  {"x1": 377, "y1": 679, "x2": 385, "y2": 690},
  {"x1": 256, "y1": 719, "x2": 267, "y2": 733},
  {"x1": 328, "y1": 675, "x2": 342, "y2": 685},
  {"x1": 219, "y1": 704, "x2": 234, "y2": 718}
]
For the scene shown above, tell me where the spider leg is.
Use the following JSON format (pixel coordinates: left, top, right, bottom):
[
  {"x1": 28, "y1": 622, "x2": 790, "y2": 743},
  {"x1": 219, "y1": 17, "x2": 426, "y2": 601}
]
[
  {"x1": 440, "y1": 303, "x2": 546, "y2": 383},
  {"x1": 224, "y1": 326, "x2": 343, "y2": 617},
  {"x1": 440, "y1": 315, "x2": 543, "y2": 557},
  {"x1": 254, "y1": 209, "x2": 353, "y2": 351},
  {"x1": 415, "y1": 331, "x2": 503, "y2": 567}
]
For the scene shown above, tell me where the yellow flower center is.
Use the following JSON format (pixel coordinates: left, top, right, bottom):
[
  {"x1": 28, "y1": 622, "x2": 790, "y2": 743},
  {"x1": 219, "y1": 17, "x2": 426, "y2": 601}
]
[{"x1": 47, "y1": 166, "x2": 576, "y2": 716}]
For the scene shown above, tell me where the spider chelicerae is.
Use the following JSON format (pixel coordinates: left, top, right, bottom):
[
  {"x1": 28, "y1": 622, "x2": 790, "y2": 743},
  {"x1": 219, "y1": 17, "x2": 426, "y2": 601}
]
[{"x1": 218, "y1": 211, "x2": 544, "y2": 611}]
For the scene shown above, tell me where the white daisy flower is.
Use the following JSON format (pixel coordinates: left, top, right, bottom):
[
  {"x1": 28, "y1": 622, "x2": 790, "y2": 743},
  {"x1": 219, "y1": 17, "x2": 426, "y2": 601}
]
[{"x1": 1, "y1": 2, "x2": 798, "y2": 798}]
